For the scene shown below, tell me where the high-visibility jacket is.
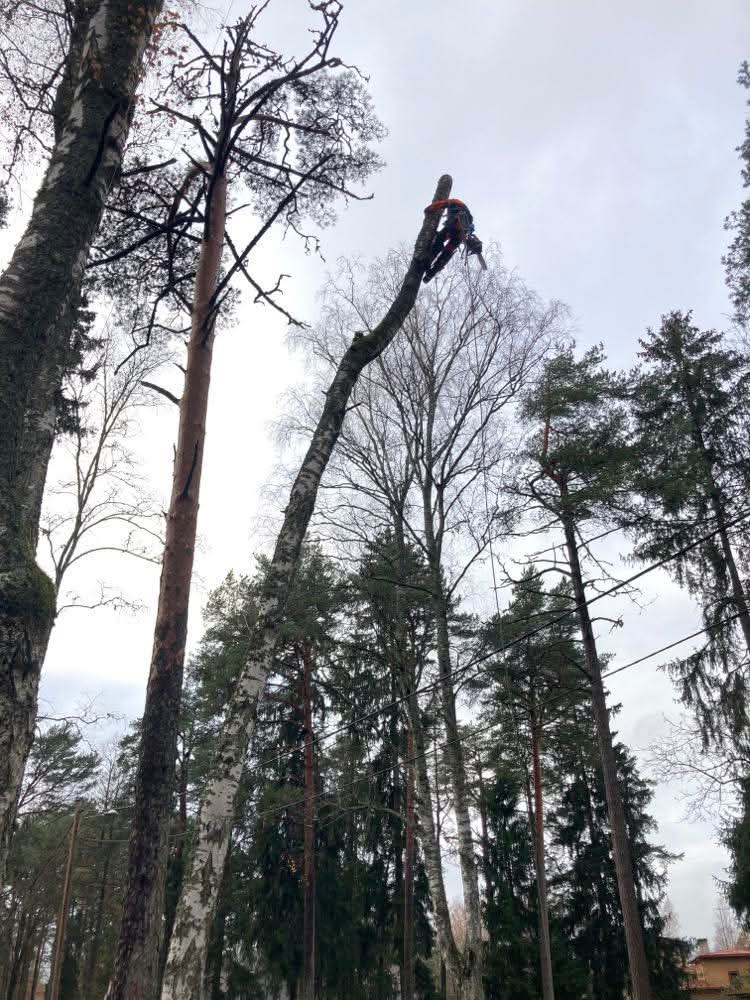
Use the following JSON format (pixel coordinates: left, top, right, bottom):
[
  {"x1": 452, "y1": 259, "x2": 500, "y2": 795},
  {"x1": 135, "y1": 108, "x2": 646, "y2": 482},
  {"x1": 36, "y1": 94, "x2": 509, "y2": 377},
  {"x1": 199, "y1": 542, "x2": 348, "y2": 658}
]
[{"x1": 425, "y1": 198, "x2": 474, "y2": 237}]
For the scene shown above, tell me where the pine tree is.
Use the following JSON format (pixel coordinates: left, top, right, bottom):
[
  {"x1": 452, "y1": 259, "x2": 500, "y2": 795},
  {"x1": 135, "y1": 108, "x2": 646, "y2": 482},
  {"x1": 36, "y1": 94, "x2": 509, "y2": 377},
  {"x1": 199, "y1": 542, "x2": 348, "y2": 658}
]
[{"x1": 522, "y1": 345, "x2": 653, "y2": 999}]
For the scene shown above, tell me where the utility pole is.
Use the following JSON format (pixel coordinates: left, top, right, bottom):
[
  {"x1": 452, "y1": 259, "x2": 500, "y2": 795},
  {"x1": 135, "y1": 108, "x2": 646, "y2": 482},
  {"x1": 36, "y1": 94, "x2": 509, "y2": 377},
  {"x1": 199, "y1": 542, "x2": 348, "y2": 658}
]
[{"x1": 49, "y1": 799, "x2": 82, "y2": 1000}]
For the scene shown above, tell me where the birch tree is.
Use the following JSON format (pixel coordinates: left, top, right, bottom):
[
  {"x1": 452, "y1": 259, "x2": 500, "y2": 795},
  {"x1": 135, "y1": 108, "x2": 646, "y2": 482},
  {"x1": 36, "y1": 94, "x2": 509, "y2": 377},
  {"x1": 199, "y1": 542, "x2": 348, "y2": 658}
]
[
  {"x1": 159, "y1": 173, "x2": 453, "y2": 999},
  {"x1": 0, "y1": 0, "x2": 166, "y2": 880},
  {"x1": 288, "y1": 255, "x2": 558, "y2": 999}
]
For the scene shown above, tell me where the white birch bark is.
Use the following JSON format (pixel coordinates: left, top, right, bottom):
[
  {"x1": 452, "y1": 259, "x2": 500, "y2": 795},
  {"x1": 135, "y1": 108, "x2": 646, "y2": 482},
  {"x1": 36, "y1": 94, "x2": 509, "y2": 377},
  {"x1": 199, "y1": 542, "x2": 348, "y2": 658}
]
[
  {"x1": 422, "y1": 479, "x2": 485, "y2": 1000},
  {"x1": 160, "y1": 174, "x2": 453, "y2": 1000},
  {"x1": 405, "y1": 696, "x2": 464, "y2": 997},
  {"x1": 0, "y1": 0, "x2": 164, "y2": 883}
]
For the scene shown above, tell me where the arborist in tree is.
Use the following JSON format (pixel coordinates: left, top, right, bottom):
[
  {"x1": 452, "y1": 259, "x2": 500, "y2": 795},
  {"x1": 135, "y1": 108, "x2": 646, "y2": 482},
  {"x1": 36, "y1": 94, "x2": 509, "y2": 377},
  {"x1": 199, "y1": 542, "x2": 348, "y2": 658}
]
[{"x1": 422, "y1": 197, "x2": 487, "y2": 282}]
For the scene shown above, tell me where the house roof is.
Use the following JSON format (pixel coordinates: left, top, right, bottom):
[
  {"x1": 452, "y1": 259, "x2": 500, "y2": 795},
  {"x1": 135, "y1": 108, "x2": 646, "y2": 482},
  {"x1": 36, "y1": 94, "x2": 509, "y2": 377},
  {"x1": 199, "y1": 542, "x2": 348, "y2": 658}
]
[{"x1": 694, "y1": 949, "x2": 750, "y2": 961}]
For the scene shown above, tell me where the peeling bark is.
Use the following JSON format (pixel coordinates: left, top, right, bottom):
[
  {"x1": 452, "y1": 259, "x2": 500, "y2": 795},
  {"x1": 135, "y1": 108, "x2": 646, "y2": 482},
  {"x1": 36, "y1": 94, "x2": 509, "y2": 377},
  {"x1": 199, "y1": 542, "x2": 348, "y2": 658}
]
[
  {"x1": 106, "y1": 172, "x2": 227, "y2": 1000},
  {"x1": 0, "y1": 0, "x2": 164, "y2": 882},
  {"x1": 160, "y1": 174, "x2": 453, "y2": 999}
]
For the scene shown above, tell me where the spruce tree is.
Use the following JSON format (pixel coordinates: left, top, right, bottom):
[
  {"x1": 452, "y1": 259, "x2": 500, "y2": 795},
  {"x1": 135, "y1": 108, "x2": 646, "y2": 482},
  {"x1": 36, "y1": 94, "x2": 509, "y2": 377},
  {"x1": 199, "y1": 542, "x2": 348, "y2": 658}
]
[
  {"x1": 724, "y1": 62, "x2": 750, "y2": 329},
  {"x1": 549, "y1": 705, "x2": 687, "y2": 1000},
  {"x1": 479, "y1": 570, "x2": 584, "y2": 1000},
  {"x1": 630, "y1": 311, "x2": 750, "y2": 744}
]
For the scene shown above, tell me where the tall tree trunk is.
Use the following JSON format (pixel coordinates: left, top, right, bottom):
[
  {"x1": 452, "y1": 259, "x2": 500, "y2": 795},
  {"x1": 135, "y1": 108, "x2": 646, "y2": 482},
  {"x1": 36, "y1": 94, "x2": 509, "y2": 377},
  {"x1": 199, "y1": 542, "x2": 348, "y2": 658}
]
[
  {"x1": 406, "y1": 699, "x2": 463, "y2": 997},
  {"x1": 476, "y1": 756, "x2": 493, "y2": 911},
  {"x1": 7, "y1": 909, "x2": 29, "y2": 1000},
  {"x1": 530, "y1": 720, "x2": 554, "y2": 1000},
  {"x1": 0, "y1": 0, "x2": 164, "y2": 885},
  {"x1": 560, "y1": 506, "x2": 652, "y2": 1000},
  {"x1": 81, "y1": 818, "x2": 114, "y2": 998},
  {"x1": 106, "y1": 169, "x2": 227, "y2": 1000},
  {"x1": 12, "y1": 920, "x2": 37, "y2": 1000},
  {"x1": 403, "y1": 727, "x2": 416, "y2": 1000},
  {"x1": 302, "y1": 641, "x2": 316, "y2": 1000},
  {"x1": 49, "y1": 800, "x2": 82, "y2": 1000},
  {"x1": 420, "y1": 442, "x2": 483, "y2": 1000},
  {"x1": 28, "y1": 926, "x2": 46, "y2": 1000},
  {"x1": 160, "y1": 174, "x2": 453, "y2": 1000},
  {"x1": 430, "y1": 590, "x2": 484, "y2": 1000},
  {"x1": 205, "y1": 842, "x2": 232, "y2": 1000}
]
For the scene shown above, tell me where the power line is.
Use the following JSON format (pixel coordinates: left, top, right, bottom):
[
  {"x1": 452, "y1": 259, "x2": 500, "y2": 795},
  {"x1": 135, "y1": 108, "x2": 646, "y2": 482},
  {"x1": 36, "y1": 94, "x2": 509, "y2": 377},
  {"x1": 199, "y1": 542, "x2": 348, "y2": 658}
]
[
  {"x1": 603, "y1": 610, "x2": 747, "y2": 680},
  {"x1": 65, "y1": 604, "x2": 750, "y2": 843},
  {"x1": 251, "y1": 604, "x2": 750, "y2": 826},
  {"x1": 244, "y1": 505, "x2": 750, "y2": 775}
]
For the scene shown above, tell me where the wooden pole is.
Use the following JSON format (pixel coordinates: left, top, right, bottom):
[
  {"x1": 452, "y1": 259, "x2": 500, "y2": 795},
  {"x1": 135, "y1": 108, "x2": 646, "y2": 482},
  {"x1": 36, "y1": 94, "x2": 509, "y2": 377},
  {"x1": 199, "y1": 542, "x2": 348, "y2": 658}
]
[{"x1": 49, "y1": 799, "x2": 82, "y2": 1000}]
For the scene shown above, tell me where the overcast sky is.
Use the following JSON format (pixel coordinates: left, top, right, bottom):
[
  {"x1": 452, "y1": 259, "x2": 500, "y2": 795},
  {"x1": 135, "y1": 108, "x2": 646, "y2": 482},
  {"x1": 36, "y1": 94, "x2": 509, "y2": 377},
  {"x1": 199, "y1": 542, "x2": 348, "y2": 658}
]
[{"x1": 7, "y1": 0, "x2": 749, "y2": 941}]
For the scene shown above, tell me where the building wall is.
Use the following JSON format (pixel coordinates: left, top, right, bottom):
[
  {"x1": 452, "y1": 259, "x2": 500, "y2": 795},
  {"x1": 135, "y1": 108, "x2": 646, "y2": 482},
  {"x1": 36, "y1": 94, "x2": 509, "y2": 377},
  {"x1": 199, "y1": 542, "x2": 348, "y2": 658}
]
[{"x1": 688, "y1": 952, "x2": 750, "y2": 997}]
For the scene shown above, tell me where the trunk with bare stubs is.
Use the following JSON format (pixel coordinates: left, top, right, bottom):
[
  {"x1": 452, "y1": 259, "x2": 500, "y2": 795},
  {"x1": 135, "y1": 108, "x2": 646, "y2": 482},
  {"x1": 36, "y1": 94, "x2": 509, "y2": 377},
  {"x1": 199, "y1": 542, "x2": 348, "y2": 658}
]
[
  {"x1": 0, "y1": 0, "x2": 164, "y2": 883},
  {"x1": 106, "y1": 174, "x2": 227, "y2": 1000},
  {"x1": 160, "y1": 175, "x2": 453, "y2": 1000},
  {"x1": 302, "y1": 642, "x2": 316, "y2": 1000},
  {"x1": 560, "y1": 508, "x2": 652, "y2": 1000},
  {"x1": 531, "y1": 721, "x2": 555, "y2": 1000}
]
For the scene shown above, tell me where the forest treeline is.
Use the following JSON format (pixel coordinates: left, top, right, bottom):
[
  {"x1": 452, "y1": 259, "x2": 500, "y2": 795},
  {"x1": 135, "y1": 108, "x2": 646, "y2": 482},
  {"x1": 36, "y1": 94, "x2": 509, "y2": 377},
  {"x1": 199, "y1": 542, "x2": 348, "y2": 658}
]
[{"x1": 1, "y1": 1, "x2": 750, "y2": 999}]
